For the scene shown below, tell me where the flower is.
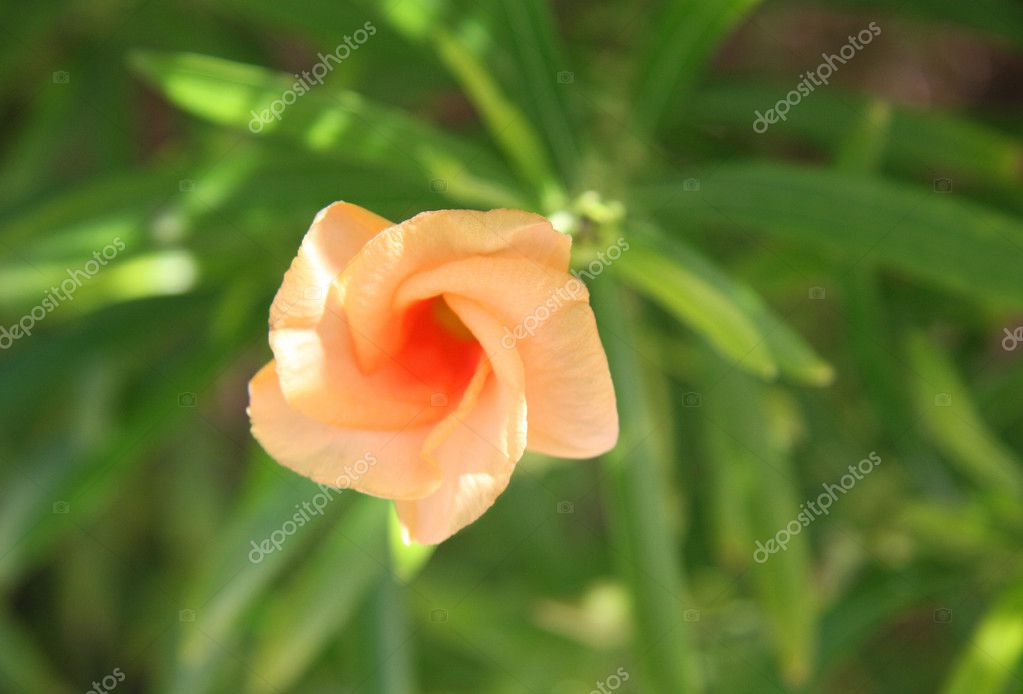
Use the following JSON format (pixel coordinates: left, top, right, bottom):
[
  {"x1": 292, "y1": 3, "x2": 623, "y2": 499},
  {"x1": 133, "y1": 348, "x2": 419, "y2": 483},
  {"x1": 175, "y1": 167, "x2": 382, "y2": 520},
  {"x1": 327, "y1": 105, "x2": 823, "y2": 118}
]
[{"x1": 248, "y1": 203, "x2": 618, "y2": 544}]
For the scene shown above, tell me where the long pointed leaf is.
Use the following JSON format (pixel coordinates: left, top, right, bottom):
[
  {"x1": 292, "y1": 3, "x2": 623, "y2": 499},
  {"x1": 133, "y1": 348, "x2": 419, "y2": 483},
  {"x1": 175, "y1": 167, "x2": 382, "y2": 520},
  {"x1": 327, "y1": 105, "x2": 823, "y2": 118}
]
[
  {"x1": 639, "y1": 163, "x2": 1023, "y2": 306},
  {"x1": 620, "y1": 231, "x2": 833, "y2": 385},
  {"x1": 129, "y1": 51, "x2": 523, "y2": 208}
]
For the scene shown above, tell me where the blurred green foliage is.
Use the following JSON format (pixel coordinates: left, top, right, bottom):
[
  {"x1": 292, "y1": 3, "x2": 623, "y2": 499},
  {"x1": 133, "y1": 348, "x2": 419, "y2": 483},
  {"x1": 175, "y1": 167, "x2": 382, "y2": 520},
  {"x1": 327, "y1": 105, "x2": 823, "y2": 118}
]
[{"x1": 1, "y1": 0, "x2": 1022, "y2": 692}]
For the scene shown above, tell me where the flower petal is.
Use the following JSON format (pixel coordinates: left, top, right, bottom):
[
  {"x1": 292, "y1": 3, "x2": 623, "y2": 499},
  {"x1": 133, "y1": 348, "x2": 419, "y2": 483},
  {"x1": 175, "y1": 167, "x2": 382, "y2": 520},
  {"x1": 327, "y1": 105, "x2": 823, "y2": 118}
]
[
  {"x1": 269, "y1": 201, "x2": 393, "y2": 331},
  {"x1": 270, "y1": 299, "x2": 480, "y2": 430},
  {"x1": 247, "y1": 361, "x2": 442, "y2": 499},
  {"x1": 269, "y1": 205, "x2": 486, "y2": 431},
  {"x1": 394, "y1": 256, "x2": 618, "y2": 458},
  {"x1": 340, "y1": 209, "x2": 570, "y2": 372},
  {"x1": 395, "y1": 357, "x2": 528, "y2": 544}
]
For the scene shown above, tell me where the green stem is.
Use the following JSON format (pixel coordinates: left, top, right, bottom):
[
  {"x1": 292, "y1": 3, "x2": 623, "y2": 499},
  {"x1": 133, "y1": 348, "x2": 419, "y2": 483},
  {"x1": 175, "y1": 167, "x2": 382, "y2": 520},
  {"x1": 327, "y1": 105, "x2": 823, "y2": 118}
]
[
  {"x1": 590, "y1": 277, "x2": 701, "y2": 693},
  {"x1": 367, "y1": 531, "x2": 416, "y2": 694}
]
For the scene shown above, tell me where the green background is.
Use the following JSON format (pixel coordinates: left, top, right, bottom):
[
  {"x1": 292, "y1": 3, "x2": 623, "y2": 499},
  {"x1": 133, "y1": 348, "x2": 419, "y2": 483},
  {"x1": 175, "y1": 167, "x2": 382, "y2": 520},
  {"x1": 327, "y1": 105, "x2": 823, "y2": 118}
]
[{"x1": 1, "y1": 0, "x2": 1022, "y2": 692}]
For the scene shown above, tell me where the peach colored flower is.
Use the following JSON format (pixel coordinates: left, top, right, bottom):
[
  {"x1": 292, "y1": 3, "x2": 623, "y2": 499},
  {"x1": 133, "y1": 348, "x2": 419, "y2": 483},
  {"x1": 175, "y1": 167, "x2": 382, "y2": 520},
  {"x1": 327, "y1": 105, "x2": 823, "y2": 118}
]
[{"x1": 248, "y1": 203, "x2": 618, "y2": 544}]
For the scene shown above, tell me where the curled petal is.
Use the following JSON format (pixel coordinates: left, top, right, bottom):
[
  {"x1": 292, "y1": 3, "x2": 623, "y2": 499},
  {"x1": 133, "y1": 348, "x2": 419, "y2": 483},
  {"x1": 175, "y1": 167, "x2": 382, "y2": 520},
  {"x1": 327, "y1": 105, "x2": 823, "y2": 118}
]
[
  {"x1": 269, "y1": 201, "x2": 392, "y2": 331},
  {"x1": 396, "y1": 358, "x2": 527, "y2": 544},
  {"x1": 340, "y1": 209, "x2": 570, "y2": 371},
  {"x1": 395, "y1": 256, "x2": 618, "y2": 458},
  {"x1": 248, "y1": 361, "x2": 442, "y2": 499}
]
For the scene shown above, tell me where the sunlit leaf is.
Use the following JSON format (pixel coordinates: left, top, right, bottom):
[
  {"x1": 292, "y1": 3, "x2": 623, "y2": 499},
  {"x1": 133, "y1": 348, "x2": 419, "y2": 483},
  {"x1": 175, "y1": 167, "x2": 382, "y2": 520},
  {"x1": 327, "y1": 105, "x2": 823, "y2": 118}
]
[
  {"x1": 129, "y1": 51, "x2": 524, "y2": 208},
  {"x1": 943, "y1": 580, "x2": 1023, "y2": 694},
  {"x1": 620, "y1": 231, "x2": 833, "y2": 385},
  {"x1": 368, "y1": 0, "x2": 562, "y2": 205}
]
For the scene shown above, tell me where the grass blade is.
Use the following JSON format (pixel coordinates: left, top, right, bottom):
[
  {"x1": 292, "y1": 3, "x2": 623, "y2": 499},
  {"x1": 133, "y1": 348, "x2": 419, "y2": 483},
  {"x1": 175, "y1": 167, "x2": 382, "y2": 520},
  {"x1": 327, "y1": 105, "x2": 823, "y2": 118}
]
[
  {"x1": 247, "y1": 498, "x2": 389, "y2": 694},
  {"x1": 369, "y1": 0, "x2": 561, "y2": 205},
  {"x1": 129, "y1": 51, "x2": 524, "y2": 209},
  {"x1": 634, "y1": 0, "x2": 761, "y2": 133},
  {"x1": 903, "y1": 332, "x2": 1023, "y2": 499},
  {"x1": 590, "y1": 278, "x2": 701, "y2": 693},
  {"x1": 943, "y1": 580, "x2": 1023, "y2": 694},
  {"x1": 685, "y1": 83, "x2": 1023, "y2": 186},
  {"x1": 487, "y1": 0, "x2": 580, "y2": 180},
  {"x1": 702, "y1": 352, "x2": 816, "y2": 685},
  {"x1": 639, "y1": 162, "x2": 1023, "y2": 307},
  {"x1": 620, "y1": 231, "x2": 832, "y2": 385}
]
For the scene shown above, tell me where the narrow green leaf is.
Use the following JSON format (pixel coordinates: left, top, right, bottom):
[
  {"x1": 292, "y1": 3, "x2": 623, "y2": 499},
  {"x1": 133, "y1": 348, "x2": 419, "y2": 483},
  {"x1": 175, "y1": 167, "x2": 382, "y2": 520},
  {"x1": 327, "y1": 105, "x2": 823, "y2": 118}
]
[
  {"x1": 0, "y1": 302, "x2": 251, "y2": 588},
  {"x1": 0, "y1": 251, "x2": 200, "y2": 317},
  {"x1": 486, "y1": 0, "x2": 580, "y2": 180},
  {"x1": 638, "y1": 162, "x2": 1023, "y2": 306},
  {"x1": 0, "y1": 165, "x2": 184, "y2": 255},
  {"x1": 904, "y1": 332, "x2": 1023, "y2": 498},
  {"x1": 834, "y1": 99, "x2": 892, "y2": 173},
  {"x1": 833, "y1": 95, "x2": 950, "y2": 490},
  {"x1": 589, "y1": 278, "x2": 701, "y2": 693},
  {"x1": 128, "y1": 51, "x2": 524, "y2": 209},
  {"x1": 686, "y1": 83, "x2": 1023, "y2": 186},
  {"x1": 619, "y1": 231, "x2": 833, "y2": 385},
  {"x1": 943, "y1": 580, "x2": 1023, "y2": 694},
  {"x1": 431, "y1": 30, "x2": 561, "y2": 205},
  {"x1": 166, "y1": 462, "x2": 336, "y2": 694},
  {"x1": 369, "y1": 0, "x2": 561, "y2": 205},
  {"x1": 365, "y1": 565, "x2": 416, "y2": 694},
  {"x1": 702, "y1": 352, "x2": 816, "y2": 685},
  {"x1": 248, "y1": 498, "x2": 388, "y2": 694},
  {"x1": 634, "y1": 0, "x2": 761, "y2": 133}
]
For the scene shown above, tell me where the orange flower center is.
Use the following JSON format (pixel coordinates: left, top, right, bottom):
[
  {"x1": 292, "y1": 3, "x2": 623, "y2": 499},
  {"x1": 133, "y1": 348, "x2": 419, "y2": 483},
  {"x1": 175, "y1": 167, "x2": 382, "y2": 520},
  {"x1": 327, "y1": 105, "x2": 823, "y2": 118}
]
[{"x1": 393, "y1": 297, "x2": 482, "y2": 411}]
